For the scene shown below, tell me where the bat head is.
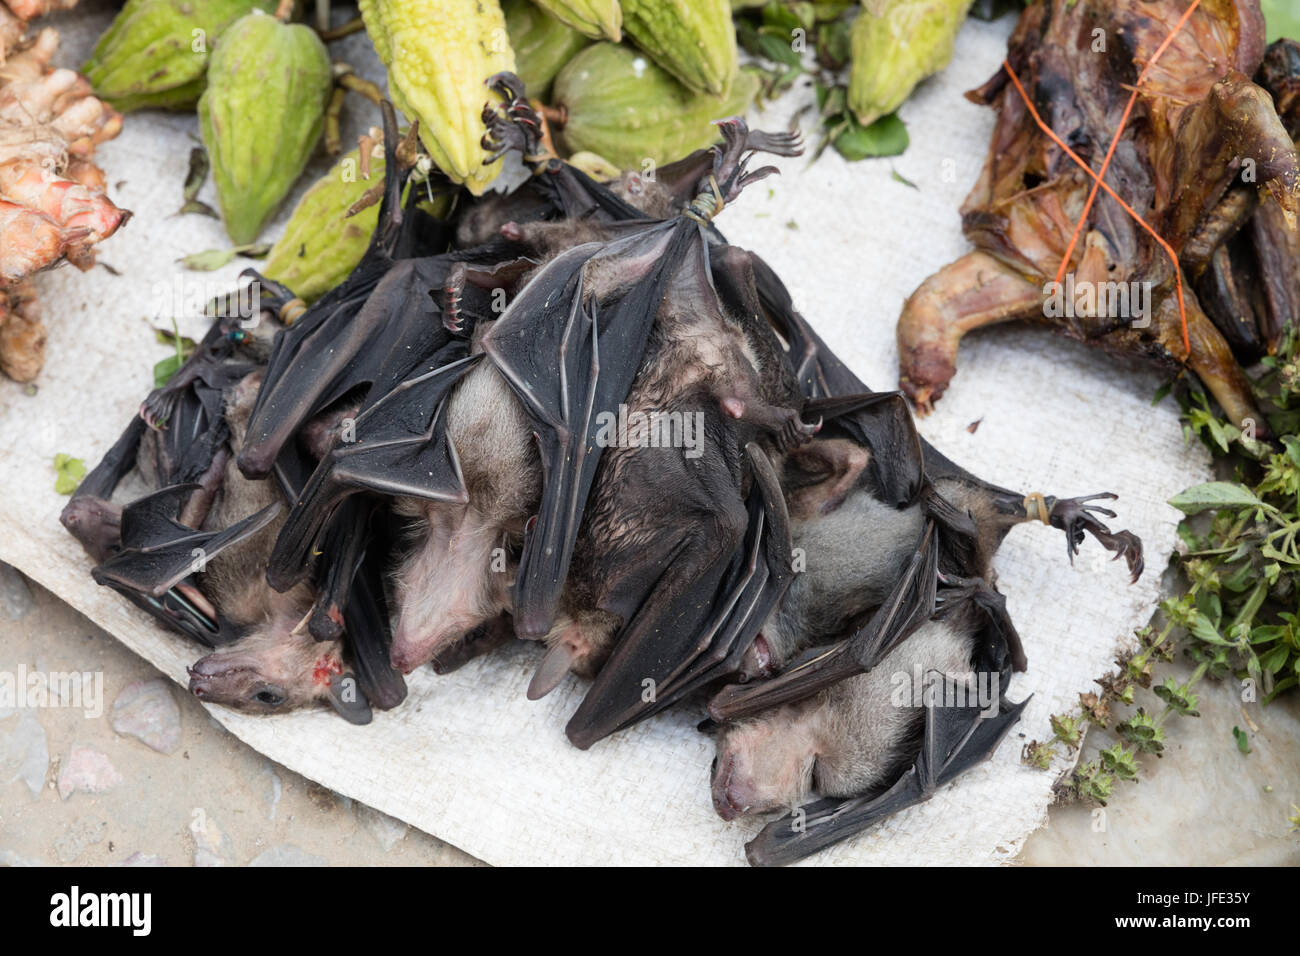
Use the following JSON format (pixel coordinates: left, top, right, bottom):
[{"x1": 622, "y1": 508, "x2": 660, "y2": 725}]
[
  {"x1": 188, "y1": 617, "x2": 370, "y2": 723},
  {"x1": 60, "y1": 494, "x2": 121, "y2": 564},
  {"x1": 711, "y1": 708, "x2": 819, "y2": 821}
]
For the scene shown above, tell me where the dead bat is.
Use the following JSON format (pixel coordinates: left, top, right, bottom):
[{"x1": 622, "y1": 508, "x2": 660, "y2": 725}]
[
  {"x1": 895, "y1": 0, "x2": 1300, "y2": 426},
  {"x1": 457, "y1": 118, "x2": 809, "y2": 750},
  {"x1": 192, "y1": 375, "x2": 403, "y2": 720},
  {"x1": 385, "y1": 346, "x2": 540, "y2": 673},
  {"x1": 65, "y1": 336, "x2": 398, "y2": 721},
  {"x1": 714, "y1": 594, "x2": 1029, "y2": 866},
  {"x1": 61, "y1": 318, "x2": 281, "y2": 642},
  {"x1": 705, "y1": 249, "x2": 1143, "y2": 723}
]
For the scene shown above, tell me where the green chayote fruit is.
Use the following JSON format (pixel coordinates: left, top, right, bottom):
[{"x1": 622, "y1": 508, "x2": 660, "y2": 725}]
[
  {"x1": 553, "y1": 42, "x2": 757, "y2": 169},
  {"x1": 620, "y1": 0, "x2": 737, "y2": 96},
  {"x1": 262, "y1": 144, "x2": 385, "y2": 304},
  {"x1": 504, "y1": 0, "x2": 590, "y2": 98},
  {"x1": 847, "y1": 0, "x2": 973, "y2": 126},
  {"x1": 82, "y1": 0, "x2": 276, "y2": 112},
  {"x1": 199, "y1": 10, "x2": 332, "y2": 244}
]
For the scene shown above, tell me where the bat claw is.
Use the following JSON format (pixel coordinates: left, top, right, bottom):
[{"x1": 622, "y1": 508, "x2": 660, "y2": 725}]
[
  {"x1": 139, "y1": 391, "x2": 176, "y2": 431},
  {"x1": 1049, "y1": 493, "x2": 1144, "y2": 582},
  {"x1": 775, "y1": 411, "x2": 819, "y2": 453}
]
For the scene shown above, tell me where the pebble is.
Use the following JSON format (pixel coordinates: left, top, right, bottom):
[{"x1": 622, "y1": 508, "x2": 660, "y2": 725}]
[
  {"x1": 189, "y1": 809, "x2": 232, "y2": 867},
  {"x1": 110, "y1": 679, "x2": 181, "y2": 754},
  {"x1": 248, "y1": 844, "x2": 327, "y2": 866},
  {"x1": 357, "y1": 804, "x2": 408, "y2": 852},
  {"x1": 0, "y1": 562, "x2": 33, "y2": 620},
  {"x1": 57, "y1": 744, "x2": 122, "y2": 800},
  {"x1": 0, "y1": 710, "x2": 48, "y2": 797}
]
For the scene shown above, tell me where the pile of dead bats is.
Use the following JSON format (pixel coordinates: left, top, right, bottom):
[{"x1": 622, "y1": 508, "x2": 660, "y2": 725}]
[{"x1": 61, "y1": 81, "x2": 1144, "y2": 866}]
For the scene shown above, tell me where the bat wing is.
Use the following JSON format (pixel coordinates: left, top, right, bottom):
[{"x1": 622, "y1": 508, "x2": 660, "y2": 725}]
[
  {"x1": 266, "y1": 350, "x2": 479, "y2": 591},
  {"x1": 481, "y1": 219, "x2": 696, "y2": 638},
  {"x1": 91, "y1": 486, "x2": 280, "y2": 646},
  {"x1": 707, "y1": 520, "x2": 939, "y2": 722},
  {"x1": 338, "y1": 510, "x2": 407, "y2": 715},
  {"x1": 745, "y1": 691, "x2": 1030, "y2": 866},
  {"x1": 740, "y1": 248, "x2": 1012, "y2": 500},
  {"x1": 239, "y1": 102, "x2": 459, "y2": 479},
  {"x1": 239, "y1": 253, "x2": 464, "y2": 478},
  {"x1": 93, "y1": 486, "x2": 281, "y2": 598},
  {"x1": 803, "y1": 392, "x2": 924, "y2": 508},
  {"x1": 60, "y1": 416, "x2": 147, "y2": 562},
  {"x1": 564, "y1": 443, "x2": 794, "y2": 748}
]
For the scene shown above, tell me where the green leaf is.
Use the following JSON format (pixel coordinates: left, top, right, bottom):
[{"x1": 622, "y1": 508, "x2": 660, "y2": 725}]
[
  {"x1": 1232, "y1": 726, "x2": 1251, "y2": 755},
  {"x1": 152, "y1": 317, "x2": 195, "y2": 389},
  {"x1": 1168, "y1": 482, "x2": 1262, "y2": 514},
  {"x1": 53, "y1": 453, "x2": 86, "y2": 496},
  {"x1": 756, "y1": 27, "x2": 803, "y2": 68},
  {"x1": 179, "y1": 243, "x2": 271, "y2": 271},
  {"x1": 1187, "y1": 611, "x2": 1231, "y2": 646},
  {"x1": 153, "y1": 353, "x2": 184, "y2": 388},
  {"x1": 833, "y1": 113, "x2": 909, "y2": 161},
  {"x1": 1260, "y1": 645, "x2": 1292, "y2": 674},
  {"x1": 891, "y1": 168, "x2": 919, "y2": 190},
  {"x1": 180, "y1": 247, "x2": 238, "y2": 271}
]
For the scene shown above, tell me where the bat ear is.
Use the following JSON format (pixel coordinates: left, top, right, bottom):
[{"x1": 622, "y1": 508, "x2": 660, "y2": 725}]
[{"x1": 326, "y1": 674, "x2": 373, "y2": 725}]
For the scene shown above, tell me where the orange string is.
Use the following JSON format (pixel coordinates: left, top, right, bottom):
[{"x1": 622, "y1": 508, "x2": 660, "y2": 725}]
[
  {"x1": 1055, "y1": 0, "x2": 1202, "y2": 289},
  {"x1": 1004, "y1": 60, "x2": 1191, "y2": 354}
]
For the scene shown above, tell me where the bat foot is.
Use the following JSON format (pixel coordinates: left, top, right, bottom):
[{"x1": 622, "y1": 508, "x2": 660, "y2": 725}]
[
  {"x1": 1048, "y1": 493, "x2": 1144, "y2": 583},
  {"x1": 139, "y1": 389, "x2": 178, "y2": 430},
  {"x1": 776, "y1": 413, "x2": 820, "y2": 453},
  {"x1": 481, "y1": 72, "x2": 545, "y2": 163}
]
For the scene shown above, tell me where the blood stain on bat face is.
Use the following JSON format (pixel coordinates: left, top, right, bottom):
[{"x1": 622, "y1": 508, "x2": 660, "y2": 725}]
[{"x1": 188, "y1": 619, "x2": 346, "y2": 716}]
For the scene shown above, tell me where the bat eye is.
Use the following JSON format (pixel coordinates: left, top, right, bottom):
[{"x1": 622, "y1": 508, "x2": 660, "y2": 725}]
[{"x1": 252, "y1": 686, "x2": 286, "y2": 707}]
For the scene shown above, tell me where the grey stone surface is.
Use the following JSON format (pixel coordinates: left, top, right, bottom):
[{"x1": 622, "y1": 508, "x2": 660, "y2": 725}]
[
  {"x1": 110, "y1": 678, "x2": 181, "y2": 754},
  {"x1": 120, "y1": 851, "x2": 167, "y2": 867},
  {"x1": 0, "y1": 562, "x2": 34, "y2": 621},
  {"x1": 357, "y1": 804, "x2": 409, "y2": 852},
  {"x1": 0, "y1": 709, "x2": 48, "y2": 797}
]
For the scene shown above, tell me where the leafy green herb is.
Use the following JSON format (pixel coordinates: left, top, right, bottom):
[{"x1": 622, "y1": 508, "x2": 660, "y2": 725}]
[
  {"x1": 1026, "y1": 327, "x2": 1300, "y2": 802},
  {"x1": 53, "y1": 453, "x2": 86, "y2": 496}
]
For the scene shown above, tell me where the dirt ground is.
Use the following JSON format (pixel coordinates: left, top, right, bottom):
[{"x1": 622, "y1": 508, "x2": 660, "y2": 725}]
[{"x1": 2, "y1": 564, "x2": 1296, "y2": 866}]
